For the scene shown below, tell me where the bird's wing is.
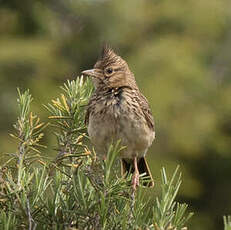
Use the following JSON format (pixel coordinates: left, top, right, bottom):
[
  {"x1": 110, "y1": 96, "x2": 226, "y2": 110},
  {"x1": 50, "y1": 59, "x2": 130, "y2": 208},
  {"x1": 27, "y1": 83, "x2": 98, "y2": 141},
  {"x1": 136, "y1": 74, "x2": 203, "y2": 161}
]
[{"x1": 137, "y1": 91, "x2": 155, "y2": 131}]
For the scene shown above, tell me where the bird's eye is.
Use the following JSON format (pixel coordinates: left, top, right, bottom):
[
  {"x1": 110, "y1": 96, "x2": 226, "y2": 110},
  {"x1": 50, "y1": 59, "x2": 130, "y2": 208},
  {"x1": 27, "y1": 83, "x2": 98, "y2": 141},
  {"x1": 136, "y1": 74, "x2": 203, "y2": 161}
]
[{"x1": 105, "y1": 67, "x2": 113, "y2": 75}]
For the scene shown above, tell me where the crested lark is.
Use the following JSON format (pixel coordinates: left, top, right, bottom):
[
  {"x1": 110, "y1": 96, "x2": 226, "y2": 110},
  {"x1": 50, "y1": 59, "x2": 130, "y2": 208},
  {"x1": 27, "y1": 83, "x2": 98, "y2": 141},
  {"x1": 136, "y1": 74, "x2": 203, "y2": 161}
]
[{"x1": 82, "y1": 45, "x2": 155, "y2": 189}]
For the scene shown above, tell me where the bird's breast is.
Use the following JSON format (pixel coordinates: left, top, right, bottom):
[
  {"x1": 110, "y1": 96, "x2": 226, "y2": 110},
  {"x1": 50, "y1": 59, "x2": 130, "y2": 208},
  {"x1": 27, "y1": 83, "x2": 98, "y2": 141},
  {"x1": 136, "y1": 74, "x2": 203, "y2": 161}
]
[{"x1": 87, "y1": 91, "x2": 155, "y2": 158}]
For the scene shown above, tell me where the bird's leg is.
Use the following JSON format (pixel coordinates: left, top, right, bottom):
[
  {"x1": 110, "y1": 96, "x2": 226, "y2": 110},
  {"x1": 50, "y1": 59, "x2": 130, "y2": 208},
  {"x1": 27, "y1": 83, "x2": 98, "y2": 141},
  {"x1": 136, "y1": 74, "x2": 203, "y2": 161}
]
[{"x1": 132, "y1": 157, "x2": 139, "y2": 190}]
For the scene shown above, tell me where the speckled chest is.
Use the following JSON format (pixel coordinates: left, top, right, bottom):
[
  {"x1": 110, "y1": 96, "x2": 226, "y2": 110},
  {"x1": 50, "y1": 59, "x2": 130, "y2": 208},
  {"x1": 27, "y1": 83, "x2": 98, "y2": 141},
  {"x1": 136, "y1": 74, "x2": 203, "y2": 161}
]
[{"x1": 87, "y1": 88, "x2": 154, "y2": 157}]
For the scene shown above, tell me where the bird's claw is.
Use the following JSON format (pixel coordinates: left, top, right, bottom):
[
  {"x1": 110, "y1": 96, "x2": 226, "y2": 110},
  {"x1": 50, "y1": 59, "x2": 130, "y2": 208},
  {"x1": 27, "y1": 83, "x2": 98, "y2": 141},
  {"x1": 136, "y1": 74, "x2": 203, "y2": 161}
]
[{"x1": 132, "y1": 172, "x2": 139, "y2": 191}]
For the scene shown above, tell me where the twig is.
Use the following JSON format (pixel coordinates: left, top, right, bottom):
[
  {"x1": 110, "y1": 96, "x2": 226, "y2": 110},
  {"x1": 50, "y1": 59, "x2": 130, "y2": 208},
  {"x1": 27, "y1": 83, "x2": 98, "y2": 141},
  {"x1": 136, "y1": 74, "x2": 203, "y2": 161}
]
[
  {"x1": 27, "y1": 199, "x2": 37, "y2": 230},
  {"x1": 128, "y1": 188, "x2": 136, "y2": 226}
]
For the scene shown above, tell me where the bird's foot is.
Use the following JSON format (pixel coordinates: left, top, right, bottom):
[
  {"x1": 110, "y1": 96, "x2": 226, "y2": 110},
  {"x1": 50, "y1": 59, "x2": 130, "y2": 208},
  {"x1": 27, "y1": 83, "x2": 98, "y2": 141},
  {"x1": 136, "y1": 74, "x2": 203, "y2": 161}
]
[{"x1": 132, "y1": 172, "x2": 139, "y2": 191}]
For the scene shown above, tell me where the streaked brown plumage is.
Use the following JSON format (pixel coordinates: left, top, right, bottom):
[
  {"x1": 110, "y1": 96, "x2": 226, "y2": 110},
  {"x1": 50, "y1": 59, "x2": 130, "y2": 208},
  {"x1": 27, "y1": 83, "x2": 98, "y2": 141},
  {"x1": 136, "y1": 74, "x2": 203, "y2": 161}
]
[{"x1": 82, "y1": 45, "x2": 155, "y2": 189}]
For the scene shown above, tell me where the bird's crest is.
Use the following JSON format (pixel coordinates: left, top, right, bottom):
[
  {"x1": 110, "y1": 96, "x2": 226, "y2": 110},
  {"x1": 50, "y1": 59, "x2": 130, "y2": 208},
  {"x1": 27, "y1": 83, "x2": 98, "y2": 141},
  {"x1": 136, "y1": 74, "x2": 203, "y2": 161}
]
[
  {"x1": 101, "y1": 44, "x2": 116, "y2": 59},
  {"x1": 99, "y1": 44, "x2": 126, "y2": 68}
]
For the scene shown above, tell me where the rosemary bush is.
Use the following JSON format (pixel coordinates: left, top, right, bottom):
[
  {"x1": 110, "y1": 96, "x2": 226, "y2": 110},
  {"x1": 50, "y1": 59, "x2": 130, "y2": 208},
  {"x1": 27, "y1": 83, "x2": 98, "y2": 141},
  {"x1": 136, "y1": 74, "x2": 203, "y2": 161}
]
[{"x1": 0, "y1": 77, "x2": 193, "y2": 230}]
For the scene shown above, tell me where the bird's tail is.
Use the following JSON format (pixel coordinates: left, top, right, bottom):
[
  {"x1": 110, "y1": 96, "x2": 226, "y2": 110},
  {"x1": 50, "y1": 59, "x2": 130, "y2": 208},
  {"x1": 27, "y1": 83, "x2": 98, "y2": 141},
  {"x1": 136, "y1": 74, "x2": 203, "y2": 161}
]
[{"x1": 121, "y1": 157, "x2": 154, "y2": 187}]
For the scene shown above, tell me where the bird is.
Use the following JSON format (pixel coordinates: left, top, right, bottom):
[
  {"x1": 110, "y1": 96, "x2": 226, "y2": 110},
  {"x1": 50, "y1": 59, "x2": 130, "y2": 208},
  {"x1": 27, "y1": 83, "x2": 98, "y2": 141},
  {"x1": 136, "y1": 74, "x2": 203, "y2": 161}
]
[{"x1": 82, "y1": 45, "x2": 155, "y2": 190}]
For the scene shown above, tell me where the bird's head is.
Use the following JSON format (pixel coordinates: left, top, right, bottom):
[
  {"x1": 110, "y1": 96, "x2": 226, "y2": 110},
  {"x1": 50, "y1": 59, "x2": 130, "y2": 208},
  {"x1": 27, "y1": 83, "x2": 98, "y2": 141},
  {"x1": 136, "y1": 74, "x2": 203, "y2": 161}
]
[{"x1": 82, "y1": 45, "x2": 137, "y2": 89}]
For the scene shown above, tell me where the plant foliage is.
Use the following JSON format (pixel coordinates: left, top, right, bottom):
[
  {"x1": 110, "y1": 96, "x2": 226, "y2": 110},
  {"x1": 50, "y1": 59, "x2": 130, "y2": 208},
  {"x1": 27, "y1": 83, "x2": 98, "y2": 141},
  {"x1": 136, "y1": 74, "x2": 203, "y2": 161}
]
[
  {"x1": 224, "y1": 216, "x2": 231, "y2": 230},
  {"x1": 0, "y1": 77, "x2": 193, "y2": 229}
]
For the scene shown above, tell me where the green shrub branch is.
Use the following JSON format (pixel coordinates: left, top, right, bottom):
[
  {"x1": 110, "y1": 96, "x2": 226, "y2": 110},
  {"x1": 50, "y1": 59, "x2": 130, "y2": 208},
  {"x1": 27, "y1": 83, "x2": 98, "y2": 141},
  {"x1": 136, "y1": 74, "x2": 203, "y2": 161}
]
[{"x1": 0, "y1": 77, "x2": 193, "y2": 230}]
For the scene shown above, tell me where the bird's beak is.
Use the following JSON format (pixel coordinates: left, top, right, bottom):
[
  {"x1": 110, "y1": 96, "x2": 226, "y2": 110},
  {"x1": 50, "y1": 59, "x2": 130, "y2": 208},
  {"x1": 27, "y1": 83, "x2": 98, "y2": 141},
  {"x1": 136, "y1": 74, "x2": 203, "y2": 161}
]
[{"x1": 81, "y1": 69, "x2": 103, "y2": 79}]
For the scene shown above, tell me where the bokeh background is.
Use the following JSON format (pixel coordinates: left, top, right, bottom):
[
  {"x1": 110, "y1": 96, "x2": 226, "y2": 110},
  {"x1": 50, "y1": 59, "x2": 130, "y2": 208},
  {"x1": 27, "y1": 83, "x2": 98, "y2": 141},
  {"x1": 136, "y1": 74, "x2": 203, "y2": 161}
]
[{"x1": 1, "y1": 0, "x2": 231, "y2": 229}]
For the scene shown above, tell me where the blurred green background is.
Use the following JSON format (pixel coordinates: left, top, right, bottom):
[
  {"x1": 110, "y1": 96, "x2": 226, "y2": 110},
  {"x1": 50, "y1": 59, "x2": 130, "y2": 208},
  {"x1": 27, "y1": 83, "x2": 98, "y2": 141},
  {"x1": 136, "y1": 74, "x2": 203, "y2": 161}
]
[{"x1": 0, "y1": 0, "x2": 231, "y2": 229}]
